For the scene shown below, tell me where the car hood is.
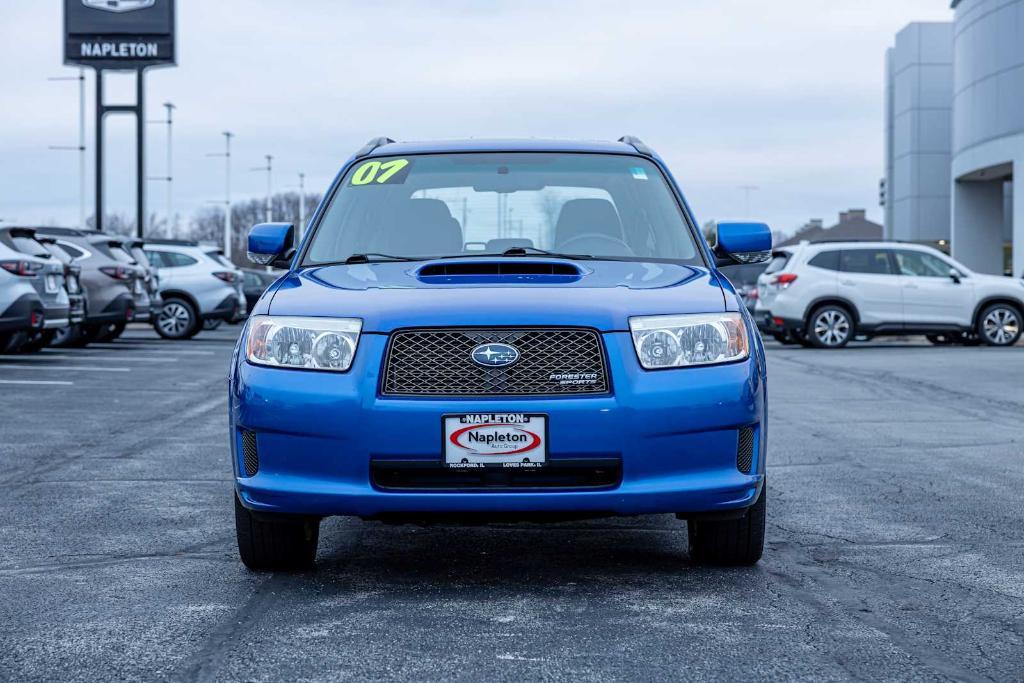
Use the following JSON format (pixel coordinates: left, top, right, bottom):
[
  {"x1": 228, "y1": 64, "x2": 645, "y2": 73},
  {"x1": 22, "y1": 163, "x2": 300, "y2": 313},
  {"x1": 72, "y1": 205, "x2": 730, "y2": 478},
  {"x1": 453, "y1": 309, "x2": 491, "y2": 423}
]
[{"x1": 267, "y1": 259, "x2": 728, "y2": 332}]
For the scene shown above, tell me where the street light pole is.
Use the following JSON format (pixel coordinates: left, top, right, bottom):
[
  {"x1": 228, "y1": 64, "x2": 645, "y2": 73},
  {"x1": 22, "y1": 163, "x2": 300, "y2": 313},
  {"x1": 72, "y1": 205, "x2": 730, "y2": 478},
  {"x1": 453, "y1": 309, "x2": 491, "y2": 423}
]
[
  {"x1": 47, "y1": 68, "x2": 87, "y2": 229},
  {"x1": 739, "y1": 185, "x2": 760, "y2": 218},
  {"x1": 146, "y1": 101, "x2": 175, "y2": 234},
  {"x1": 79, "y1": 69, "x2": 85, "y2": 229},
  {"x1": 163, "y1": 102, "x2": 175, "y2": 229},
  {"x1": 297, "y1": 172, "x2": 306, "y2": 239},
  {"x1": 224, "y1": 132, "x2": 233, "y2": 259},
  {"x1": 265, "y1": 155, "x2": 273, "y2": 223},
  {"x1": 206, "y1": 131, "x2": 234, "y2": 258},
  {"x1": 251, "y1": 155, "x2": 273, "y2": 223}
]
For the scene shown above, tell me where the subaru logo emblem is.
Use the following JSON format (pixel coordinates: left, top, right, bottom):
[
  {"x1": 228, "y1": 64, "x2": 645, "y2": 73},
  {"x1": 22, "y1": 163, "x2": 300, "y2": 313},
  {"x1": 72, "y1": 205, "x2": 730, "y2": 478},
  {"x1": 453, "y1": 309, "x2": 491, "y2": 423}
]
[
  {"x1": 471, "y1": 343, "x2": 520, "y2": 368},
  {"x1": 82, "y1": 0, "x2": 156, "y2": 12}
]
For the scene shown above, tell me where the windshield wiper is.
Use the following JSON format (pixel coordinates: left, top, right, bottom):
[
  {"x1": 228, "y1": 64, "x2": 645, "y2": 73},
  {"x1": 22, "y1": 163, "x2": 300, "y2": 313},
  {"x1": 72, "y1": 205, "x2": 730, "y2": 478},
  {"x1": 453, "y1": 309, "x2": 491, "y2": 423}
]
[
  {"x1": 342, "y1": 253, "x2": 424, "y2": 264},
  {"x1": 312, "y1": 248, "x2": 620, "y2": 267},
  {"x1": 501, "y1": 246, "x2": 603, "y2": 261}
]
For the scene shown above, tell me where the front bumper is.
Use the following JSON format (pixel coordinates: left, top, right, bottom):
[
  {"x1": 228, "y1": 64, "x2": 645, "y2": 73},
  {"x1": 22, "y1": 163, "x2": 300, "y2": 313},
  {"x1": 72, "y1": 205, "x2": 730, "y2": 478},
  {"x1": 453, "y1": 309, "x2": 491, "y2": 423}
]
[{"x1": 231, "y1": 332, "x2": 767, "y2": 519}]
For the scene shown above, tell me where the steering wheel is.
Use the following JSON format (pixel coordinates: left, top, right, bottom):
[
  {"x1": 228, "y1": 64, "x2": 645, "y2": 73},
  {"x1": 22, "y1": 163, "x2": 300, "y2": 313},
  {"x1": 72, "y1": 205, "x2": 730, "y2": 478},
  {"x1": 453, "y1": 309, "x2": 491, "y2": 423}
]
[{"x1": 556, "y1": 232, "x2": 634, "y2": 256}]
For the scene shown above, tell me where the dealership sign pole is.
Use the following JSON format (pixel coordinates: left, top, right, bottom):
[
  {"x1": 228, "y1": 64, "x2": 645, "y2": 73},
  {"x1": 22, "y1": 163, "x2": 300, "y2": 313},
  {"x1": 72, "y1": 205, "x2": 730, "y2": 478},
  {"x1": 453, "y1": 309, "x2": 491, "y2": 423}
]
[{"x1": 64, "y1": 0, "x2": 176, "y2": 236}]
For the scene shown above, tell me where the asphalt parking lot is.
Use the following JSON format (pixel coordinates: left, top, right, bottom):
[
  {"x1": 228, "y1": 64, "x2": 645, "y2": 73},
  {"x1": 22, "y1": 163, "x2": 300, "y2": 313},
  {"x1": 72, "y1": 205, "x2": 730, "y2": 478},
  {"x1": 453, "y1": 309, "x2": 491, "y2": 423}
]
[{"x1": 1, "y1": 326, "x2": 1022, "y2": 681}]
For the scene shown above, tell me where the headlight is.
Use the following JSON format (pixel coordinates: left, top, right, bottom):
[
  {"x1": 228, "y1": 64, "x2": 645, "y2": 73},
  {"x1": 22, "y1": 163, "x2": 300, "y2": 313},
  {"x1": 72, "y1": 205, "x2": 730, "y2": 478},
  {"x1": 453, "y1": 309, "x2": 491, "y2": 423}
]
[
  {"x1": 246, "y1": 315, "x2": 361, "y2": 372},
  {"x1": 629, "y1": 313, "x2": 749, "y2": 369}
]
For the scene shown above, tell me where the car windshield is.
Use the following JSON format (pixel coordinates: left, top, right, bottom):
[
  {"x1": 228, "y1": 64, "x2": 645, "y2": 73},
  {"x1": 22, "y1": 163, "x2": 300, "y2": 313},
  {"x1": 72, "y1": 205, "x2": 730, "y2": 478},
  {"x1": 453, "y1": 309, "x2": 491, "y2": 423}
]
[{"x1": 304, "y1": 153, "x2": 703, "y2": 266}]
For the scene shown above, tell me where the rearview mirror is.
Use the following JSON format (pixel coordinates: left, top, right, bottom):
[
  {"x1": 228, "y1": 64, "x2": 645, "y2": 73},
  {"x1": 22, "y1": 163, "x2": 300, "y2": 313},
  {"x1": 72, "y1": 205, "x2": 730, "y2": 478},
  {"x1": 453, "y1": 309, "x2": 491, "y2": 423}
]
[
  {"x1": 948, "y1": 267, "x2": 961, "y2": 284},
  {"x1": 713, "y1": 222, "x2": 772, "y2": 267},
  {"x1": 247, "y1": 223, "x2": 295, "y2": 269}
]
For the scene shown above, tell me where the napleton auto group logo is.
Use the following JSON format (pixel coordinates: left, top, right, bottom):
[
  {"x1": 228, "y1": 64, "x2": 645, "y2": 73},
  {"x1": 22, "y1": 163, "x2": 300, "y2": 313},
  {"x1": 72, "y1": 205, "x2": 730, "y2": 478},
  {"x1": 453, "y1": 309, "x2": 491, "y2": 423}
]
[{"x1": 82, "y1": 0, "x2": 156, "y2": 12}]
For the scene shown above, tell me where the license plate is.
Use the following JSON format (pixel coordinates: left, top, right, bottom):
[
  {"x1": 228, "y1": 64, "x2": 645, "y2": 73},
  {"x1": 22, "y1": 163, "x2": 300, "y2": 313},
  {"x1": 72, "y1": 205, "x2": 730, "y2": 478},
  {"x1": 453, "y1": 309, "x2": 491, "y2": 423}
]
[
  {"x1": 443, "y1": 413, "x2": 547, "y2": 468},
  {"x1": 45, "y1": 274, "x2": 59, "y2": 293}
]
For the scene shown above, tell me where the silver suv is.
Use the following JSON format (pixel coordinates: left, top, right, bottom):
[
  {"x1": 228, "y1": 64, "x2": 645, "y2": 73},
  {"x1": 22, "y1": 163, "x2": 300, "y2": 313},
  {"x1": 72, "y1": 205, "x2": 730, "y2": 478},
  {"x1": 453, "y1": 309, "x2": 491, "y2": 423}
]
[
  {"x1": 143, "y1": 239, "x2": 246, "y2": 339},
  {"x1": 36, "y1": 228, "x2": 138, "y2": 347},
  {"x1": 0, "y1": 228, "x2": 70, "y2": 352}
]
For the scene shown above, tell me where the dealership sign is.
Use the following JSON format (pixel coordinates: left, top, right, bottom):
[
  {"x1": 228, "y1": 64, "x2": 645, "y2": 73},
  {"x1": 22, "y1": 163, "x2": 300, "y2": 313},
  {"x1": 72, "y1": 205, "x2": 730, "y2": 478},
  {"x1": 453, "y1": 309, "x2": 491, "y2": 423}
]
[{"x1": 64, "y1": 0, "x2": 176, "y2": 68}]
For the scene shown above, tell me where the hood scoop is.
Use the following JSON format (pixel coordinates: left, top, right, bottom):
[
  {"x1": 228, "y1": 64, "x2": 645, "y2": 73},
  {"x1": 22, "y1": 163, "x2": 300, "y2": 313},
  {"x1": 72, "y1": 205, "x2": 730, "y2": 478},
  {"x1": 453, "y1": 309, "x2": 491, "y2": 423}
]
[{"x1": 416, "y1": 259, "x2": 583, "y2": 284}]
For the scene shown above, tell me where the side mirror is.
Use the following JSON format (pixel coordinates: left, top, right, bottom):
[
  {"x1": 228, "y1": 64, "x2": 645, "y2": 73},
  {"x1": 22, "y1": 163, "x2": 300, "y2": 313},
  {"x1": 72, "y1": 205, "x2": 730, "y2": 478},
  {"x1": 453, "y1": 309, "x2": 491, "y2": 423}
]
[
  {"x1": 948, "y1": 267, "x2": 961, "y2": 284},
  {"x1": 247, "y1": 223, "x2": 295, "y2": 269},
  {"x1": 713, "y1": 222, "x2": 772, "y2": 267}
]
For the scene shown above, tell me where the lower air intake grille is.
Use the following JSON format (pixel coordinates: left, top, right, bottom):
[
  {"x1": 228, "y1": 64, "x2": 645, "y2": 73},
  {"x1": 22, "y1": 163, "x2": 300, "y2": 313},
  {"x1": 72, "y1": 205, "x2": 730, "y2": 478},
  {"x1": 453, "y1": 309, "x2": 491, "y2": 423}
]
[
  {"x1": 383, "y1": 328, "x2": 608, "y2": 396},
  {"x1": 737, "y1": 427, "x2": 755, "y2": 474},
  {"x1": 371, "y1": 459, "x2": 622, "y2": 491},
  {"x1": 241, "y1": 430, "x2": 259, "y2": 477}
]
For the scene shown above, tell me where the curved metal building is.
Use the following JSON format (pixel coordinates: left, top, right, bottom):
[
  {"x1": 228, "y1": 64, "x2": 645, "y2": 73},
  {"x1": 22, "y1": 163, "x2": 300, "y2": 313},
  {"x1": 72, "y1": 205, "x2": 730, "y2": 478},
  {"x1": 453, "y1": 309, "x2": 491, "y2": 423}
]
[{"x1": 951, "y1": 0, "x2": 1024, "y2": 276}]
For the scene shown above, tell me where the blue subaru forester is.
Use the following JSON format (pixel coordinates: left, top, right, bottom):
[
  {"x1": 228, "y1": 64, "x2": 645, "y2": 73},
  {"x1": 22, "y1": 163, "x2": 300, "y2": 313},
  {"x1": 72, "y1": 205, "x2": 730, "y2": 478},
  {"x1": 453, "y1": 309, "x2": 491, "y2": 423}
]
[{"x1": 231, "y1": 137, "x2": 772, "y2": 569}]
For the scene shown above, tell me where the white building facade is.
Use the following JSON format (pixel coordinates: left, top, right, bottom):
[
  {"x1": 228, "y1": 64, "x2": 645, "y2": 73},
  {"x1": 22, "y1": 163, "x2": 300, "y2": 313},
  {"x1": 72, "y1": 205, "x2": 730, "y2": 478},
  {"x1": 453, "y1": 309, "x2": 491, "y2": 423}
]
[
  {"x1": 885, "y1": 0, "x2": 1023, "y2": 276},
  {"x1": 884, "y1": 23, "x2": 954, "y2": 246}
]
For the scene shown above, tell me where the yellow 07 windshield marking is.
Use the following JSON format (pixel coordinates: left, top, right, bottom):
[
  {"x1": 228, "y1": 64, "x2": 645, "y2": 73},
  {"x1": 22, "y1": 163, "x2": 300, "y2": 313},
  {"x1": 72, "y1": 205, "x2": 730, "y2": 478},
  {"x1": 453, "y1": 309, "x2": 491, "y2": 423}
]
[{"x1": 350, "y1": 158, "x2": 410, "y2": 185}]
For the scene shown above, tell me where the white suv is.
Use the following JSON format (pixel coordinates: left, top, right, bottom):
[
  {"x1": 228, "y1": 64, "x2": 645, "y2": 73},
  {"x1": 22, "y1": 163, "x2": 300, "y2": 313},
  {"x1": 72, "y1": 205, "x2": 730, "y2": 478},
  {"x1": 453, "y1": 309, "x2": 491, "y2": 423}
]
[
  {"x1": 755, "y1": 241, "x2": 1024, "y2": 348},
  {"x1": 143, "y1": 240, "x2": 247, "y2": 339}
]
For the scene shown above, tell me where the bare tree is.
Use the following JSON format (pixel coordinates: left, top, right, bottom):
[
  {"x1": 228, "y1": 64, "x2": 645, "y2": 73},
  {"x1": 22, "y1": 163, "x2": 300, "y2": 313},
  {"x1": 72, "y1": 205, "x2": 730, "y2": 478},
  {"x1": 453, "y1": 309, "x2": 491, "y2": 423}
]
[
  {"x1": 181, "y1": 191, "x2": 321, "y2": 267},
  {"x1": 535, "y1": 190, "x2": 562, "y2": 247}
]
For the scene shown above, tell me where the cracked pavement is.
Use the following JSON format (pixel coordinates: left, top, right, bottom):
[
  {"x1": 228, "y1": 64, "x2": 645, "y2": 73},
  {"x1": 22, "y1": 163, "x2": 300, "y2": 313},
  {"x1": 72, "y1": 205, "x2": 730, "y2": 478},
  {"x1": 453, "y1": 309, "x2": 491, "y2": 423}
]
[{"x1": 0, "y1": 328, "x2": 1022, "y2": 681}]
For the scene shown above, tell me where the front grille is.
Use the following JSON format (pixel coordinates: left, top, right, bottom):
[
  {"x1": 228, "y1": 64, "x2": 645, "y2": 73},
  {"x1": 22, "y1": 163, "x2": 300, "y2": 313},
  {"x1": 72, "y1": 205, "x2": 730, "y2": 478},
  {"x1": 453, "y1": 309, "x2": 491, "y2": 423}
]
[
  {"x1": 241, "y1": 430, "x2": 259, "y2": 477},
  {"x1": 736, "y1": 427, "x2": 755, "y2": 474},
  {"x1": 382, "y1": 328, "x2": 608, "y2": 396},
  {"x1": 371, "y1": 459, "x2": 622, "y2": 491}
]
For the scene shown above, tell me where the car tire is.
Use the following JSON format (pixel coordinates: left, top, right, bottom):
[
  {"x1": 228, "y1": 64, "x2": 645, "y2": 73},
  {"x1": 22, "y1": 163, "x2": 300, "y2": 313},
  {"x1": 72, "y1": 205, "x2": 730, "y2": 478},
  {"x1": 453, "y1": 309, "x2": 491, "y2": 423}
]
[
  {"x1": 0, "y1": 331, "x2": 25, "y2": 353},
  {"x1": 203, "y1": 319, "x2": 223, "y2": 331},
  {"x1": 18, "y1": 330, "x2": 56, "y2": 353},
  {"x1": 154, "y1": 298, "x2": 200, "y2": 340},
  {"x1": 806, "y1": 304, "x2": 854, "y2": 349},
  {"x1": 234, "y1": 493, "x2": 320, "y2": 571},
  {"x1": 977, "y1": 303, "x2": 1022, "y2": 347},
  {"x1": 771, "y1": 332, "x2": 797, "y2": 345},
  {"x1": 90, "y1": 322, "x2": 126, "y2": 343},
  {"x1": 926, "y1": 333, "x2": 961, "y2": 346},
  {"x1": 688, "y1": 485, "x2": 766, "y2": 566},
  {"x1": 52, "y1": 323, "x2": 90, "y2": 348}
]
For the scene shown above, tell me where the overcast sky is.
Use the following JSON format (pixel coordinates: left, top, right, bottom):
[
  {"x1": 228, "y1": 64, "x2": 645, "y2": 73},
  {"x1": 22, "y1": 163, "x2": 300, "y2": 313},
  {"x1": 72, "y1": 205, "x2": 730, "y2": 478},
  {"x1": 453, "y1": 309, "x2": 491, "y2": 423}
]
[{"x1": 0, "y1": 0, "x2": 953, "y2": 236}]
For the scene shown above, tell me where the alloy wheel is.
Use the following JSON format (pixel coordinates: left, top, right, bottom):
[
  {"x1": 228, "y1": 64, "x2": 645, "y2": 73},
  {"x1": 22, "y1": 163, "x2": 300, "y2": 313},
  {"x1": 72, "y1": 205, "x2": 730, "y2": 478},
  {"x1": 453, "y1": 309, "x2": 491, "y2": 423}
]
[
  {"x1": 982, "y1": 307, "x2": 1021, "y2": 346},
  {"x1": 813, "y1": 309, "x2": 851, "y2": 347},
  {"x1": 158, "y1": 302, "x2": 193, "y2": 338}
]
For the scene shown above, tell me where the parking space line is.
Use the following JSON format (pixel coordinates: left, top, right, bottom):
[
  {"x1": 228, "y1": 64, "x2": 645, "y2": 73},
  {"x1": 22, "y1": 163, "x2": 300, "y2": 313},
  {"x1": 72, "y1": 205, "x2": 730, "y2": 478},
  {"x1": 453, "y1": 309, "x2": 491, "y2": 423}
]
[
  {"x1": 0, "y1": 379, "x2": 74, "y2": 385},
  {"x1": 112, "y1": 340, "x2": 237, "y2": 347},
  {"x1": 0, "y1": 355, "x2": 176, "y2": 363},
  {"x1": 42, "y1": 348, "x2": 217, "y2": 356},
  {"x1": 0, "y1": 364, "x2": 130, "y2": 373}
]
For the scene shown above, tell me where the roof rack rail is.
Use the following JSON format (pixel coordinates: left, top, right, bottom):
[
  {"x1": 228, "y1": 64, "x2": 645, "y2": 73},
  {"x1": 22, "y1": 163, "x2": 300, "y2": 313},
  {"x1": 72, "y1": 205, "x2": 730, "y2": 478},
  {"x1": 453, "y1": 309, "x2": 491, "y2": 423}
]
[
  {"x1": 354, "y1": 136, "x2": 396, "y2": 159},
  {"x1": 143, "y1": 237, "x2": 200, "y2": 247},
  {"x1": 618, "y1": 135, "x2": 655, "y2": 156}
]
